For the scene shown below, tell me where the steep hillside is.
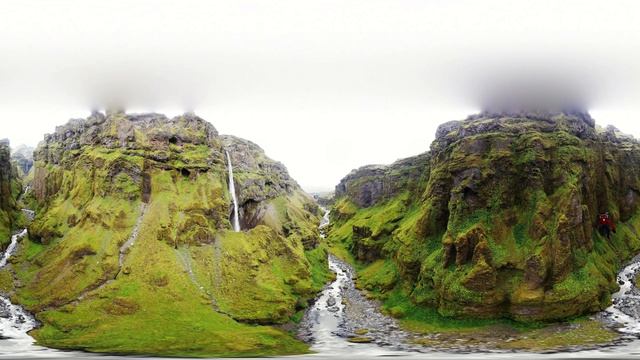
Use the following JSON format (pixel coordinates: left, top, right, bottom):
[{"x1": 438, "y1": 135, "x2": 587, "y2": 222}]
[
  {"x1": 329, "y1": 111, "x2": 640, "y2": 322},
  {"x1": 0, "y1": 139, "x2": 23, "y2": 248},
  {"x1": 0, "y1": 111, "x2": 329, "y2": 357}
]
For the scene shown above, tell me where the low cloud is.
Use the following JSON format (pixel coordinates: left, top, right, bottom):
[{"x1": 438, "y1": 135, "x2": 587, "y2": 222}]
[{"x1": 2, "y1": 0, "x2": 640, "y2": 190}]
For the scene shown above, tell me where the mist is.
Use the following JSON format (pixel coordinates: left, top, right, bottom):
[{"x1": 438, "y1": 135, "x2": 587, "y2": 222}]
[{"x1": 1, "y1": 0, "x2": 640, "y2": 192}]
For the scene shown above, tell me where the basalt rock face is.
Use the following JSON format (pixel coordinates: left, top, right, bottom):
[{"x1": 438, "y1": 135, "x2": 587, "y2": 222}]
[
  {"x1": 221, "y1": 135, "x2": 321, "y2": 249},
  {"x1": 10, "y1": 144, "x2": 34, "y2": 177},
  {"x1": 335, "y1": 153, "x2": 430, "y2": 208},
  {"x1": 3, "y1": 112, "x2": 326, "y2": 356},
  {"x1": 0, "y1": 139, "x2": 22, "y2": 246},
  {"x1": 330, "y1": 111, "x2": 640, "y2": 321}
]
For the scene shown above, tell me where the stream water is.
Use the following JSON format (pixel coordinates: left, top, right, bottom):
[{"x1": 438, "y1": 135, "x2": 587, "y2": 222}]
[
  {"x1": 225, "y1": 150, "x2": 241, "y2": 232},
  {"x1": 0, "y1": 230, "x2": 54, "y2": 357},
  {"x1": 297, "y1": 254, "x2": 413, "y2": 357},
  {"x1": 602, "y1": 254, "x2": 640, "y2": 334}
]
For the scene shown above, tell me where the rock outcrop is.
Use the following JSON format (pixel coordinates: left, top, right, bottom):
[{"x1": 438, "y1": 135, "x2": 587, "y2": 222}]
[
  {"x1": 221, "y1": 135, "x2": 321, "y2": 249},
  {"x1": 335, "y1": 153, "x2": 430, "y2": 208},
  {"x1": 330, "y1": 111, "x2": 640, "y2": 321},
  {"x1": 2, "y1": 111, "x2": 327, "y2": 356},
  {"x1": 0, "y1": 139, "x2": 22, "y2": 247}
]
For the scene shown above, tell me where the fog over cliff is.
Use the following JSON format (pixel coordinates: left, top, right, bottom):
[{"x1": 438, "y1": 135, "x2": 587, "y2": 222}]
[{"x1": 1, "y1": 0, "x2": 639, "y2": 191}]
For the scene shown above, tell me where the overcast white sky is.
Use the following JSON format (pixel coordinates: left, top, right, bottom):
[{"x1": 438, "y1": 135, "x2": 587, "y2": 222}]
[{"x1": 1, "y1": 0, "x2": 640, "y2": 192}]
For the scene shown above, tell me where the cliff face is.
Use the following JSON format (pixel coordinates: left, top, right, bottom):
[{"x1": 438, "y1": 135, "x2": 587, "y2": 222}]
[
  {"x1": 1, "y1": 112, "x2": 327, "y2": 356},
  {"x1": 0, "y1": 140, "x2": 22, "y2": 247},
  {"x1": 330, "y1": 111, "x2": 640, "y2": 321},
  {"x1": 10, "y1": 144, "x2": 34, "y2": 177},
  {"x1": 335, "y1": 153, "x2": 430, "y2": 208},
  {"x1": 222, "y1": 135, "x2": 321, "y2": 249}
]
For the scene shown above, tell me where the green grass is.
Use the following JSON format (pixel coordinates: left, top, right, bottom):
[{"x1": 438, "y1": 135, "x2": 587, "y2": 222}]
[
  {"x1": 304, "y1": 244, "x2": 333, "y2": 292},
  {"x1": 382, "y1": 288, "x2": 538, "y2": 333},
  {"x1": 496, "y1": 318, "x2": 617, "y2": 351},
  {"x1": 357, "y1": 259, "x2": 398, "y2": 292},
  {"x1": 30, "y1": 220, "x2": 309, "y2": 357}
]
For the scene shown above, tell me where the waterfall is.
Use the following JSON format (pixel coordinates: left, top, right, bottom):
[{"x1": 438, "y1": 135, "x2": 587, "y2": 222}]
[{"x1": 225, "y1": 151, "x2": 241, "y2": 232}]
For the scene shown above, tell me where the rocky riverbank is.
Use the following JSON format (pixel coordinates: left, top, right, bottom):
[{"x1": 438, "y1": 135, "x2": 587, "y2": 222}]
[{"x1": 297, "y1": 254, "x2": 413, "y2": 355}]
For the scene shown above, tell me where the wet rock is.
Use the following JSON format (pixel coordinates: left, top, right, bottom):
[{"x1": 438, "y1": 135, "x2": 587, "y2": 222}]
[{"x1": 297, "y1": 255, "x2": 410, "y2": 351}]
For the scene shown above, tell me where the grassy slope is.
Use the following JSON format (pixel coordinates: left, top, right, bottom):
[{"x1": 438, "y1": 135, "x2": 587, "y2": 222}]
[
  {"x1": 1, "y1": 143, "x2": 329, "y2": 357},
  {"x1": 25, "y1": 227, "x2": 308, "y2": 357}
]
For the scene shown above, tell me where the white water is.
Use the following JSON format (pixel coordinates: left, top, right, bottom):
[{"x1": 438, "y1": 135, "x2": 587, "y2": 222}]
[
  {"x1": 225, "y1": 150, "x2": 241, "y2": 232},
  {"x1": 302, "y1": 255, "x2": 349, "y2": 350},
  {"x1": 299, "y1": 255, "x2": 415, "y2": 357},
  {"x1": 0, "y1": 229, "x2": 43, "y2": 356},
  {"x1": 20, "y1": 209, "x2": 35, "y2": 222},
  {"x1": 0, "y1": 229, "x2": 26, "y2": 268},
  {"x1": 603, "y1": 255, "x2": 640, "y2": 334},
  {"x1": 299, "y1": 207, "x2": 413, "y2": 356},
  {"x1": 318, "y1": 207, "x2": 330, "y2": 238}
]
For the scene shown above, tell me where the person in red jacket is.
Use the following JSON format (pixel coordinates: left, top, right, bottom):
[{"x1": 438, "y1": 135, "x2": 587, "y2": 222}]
[{"x1": 598, "y1": 212, "x2": 616, "y2": 239}]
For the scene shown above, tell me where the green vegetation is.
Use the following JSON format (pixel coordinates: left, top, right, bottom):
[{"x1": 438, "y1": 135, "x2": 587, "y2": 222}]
[
  {"x1": 410, "y1": 317, "x2": 617, "y2": 351},
  {"x1": 2, "y1": 113, "x2": 329, "y2": 357},
  {"x1": 328, "y1": 112, "x2": 640, "y2": 338},
  {"x1": 27, "y1": 227, "x2": 309, "y2": 357},
  {"x1": 330, "y1": 235, "x2": 619, "y2": 351},
  {"x1": 0, "y1": 141, "x2": 23, "y2": 248}
]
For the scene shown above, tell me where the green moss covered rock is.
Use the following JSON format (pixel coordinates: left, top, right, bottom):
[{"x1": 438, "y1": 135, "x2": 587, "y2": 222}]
[
  {"x1": 6, "y1": 111, "x2": 328, "y2": 357},
  {"x1": 0, "y1": 139, "x2": 23, "y2": 247},
  {"x1": 330, "y1": 111, "x2": 640, "y2": 322}
]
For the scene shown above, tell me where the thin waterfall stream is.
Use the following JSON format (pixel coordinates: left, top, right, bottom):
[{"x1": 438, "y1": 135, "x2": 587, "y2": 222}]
[{"x1": 225, "y1": 150, "x2": 241, "y2": 232}]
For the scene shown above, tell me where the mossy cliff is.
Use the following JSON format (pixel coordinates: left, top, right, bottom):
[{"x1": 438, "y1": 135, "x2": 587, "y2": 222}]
[
  {"x1": 222, "y1": 135, "x2": 322, "y2": 249},
  {"x1": 0, "y1": 139, "x2": 23, "y2": 247},
  {"x1": 330, "y1": 111, "x2": 640, "y2": 322},
  {"x1": 0, "y1": 111, "x2": 329, "y2": 357}
]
